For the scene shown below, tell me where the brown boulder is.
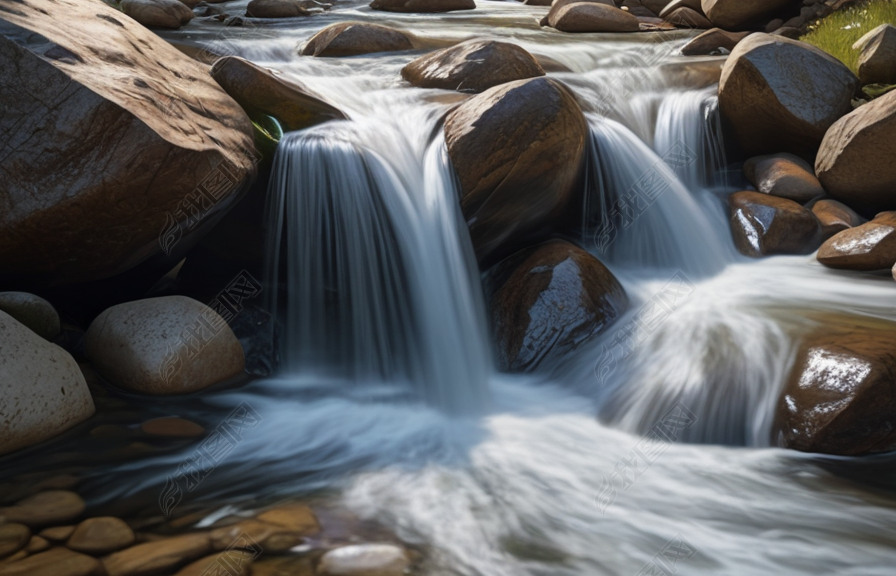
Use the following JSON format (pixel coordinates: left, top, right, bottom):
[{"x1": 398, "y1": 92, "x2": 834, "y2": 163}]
[
  {"x1": 0, "y1": 524, "x2": 30, "y2": 559},
  {"x1": 402, "y1": 39, "x2": 544, "y2": 93},
  {"x1": 701, "y1": 0, "x2": 797, "y2": 31},
  {"x1": 121, "y1": 0, "x2": 193, "y2": 29},
  {"x1": 742, "y1": 153, "x2": 825, "y2": 202},
  {"x1": 0, "y1": 547, "x2": 100, "y2": 576},
  {"x1": 489, "y1": 240, "x2": 628, "y2": 372},
  {"x1": 210, "y1": 56, "x2": 345, "y2": 132},
  {"x1": 853, "y1": 23, "x2": 896, "y2": 85},
  {"x1": 815, "y1": 89, "x2": 896, "y2": 216},
  {"x1": 680, "y1": 28, "x2": 750, "y2": 55},
  {"x1": 728, "y1": 191, "x2": 822, "y2": 256},
  {"x1": 444, "y1": 77, "x2": 588, "y2": 263},
  {"x1": 246, "y1": 0, "x2": 310, "y2": 17},
  {"x1": 719, "y1": 33, "x2": 858, "y2": 157},
  {"x1": 774, "y1": 317, "x2": 896, "y2": 455},
  {"x1": 548, "y1": 3, "x2": 641, "y2": 32},
  {"x1": 102, "y1": 533, "x2": 212, "y2": 576},
  {"x1": 0, "y1": 0, "x2": 257, "y2": 285},
  {"x1": 663, "y1": 7, "x2": 712, "y2": 28},
  {"x1": 816, "y1": 212, "x2": 896, "y2": 271},
  {"x1": 255, "y1": 504, "x2": 320, "y2": 535},
  {"x1": 66, "y1": 517, "x2": 135, "y2": 555},
  {"x1": 0, "y1": 491, "x2": 85, "y2": 528},
  {"x1": 173, "y1": 551, "x2": 255, "y2": 576},
  {"x1": 369, "y1": 0, "x2": 475, "y2": 12},
  {"x1": 301, "y1": 22, "x2": 413, "y2": 57},
  {"x1": 810, "y1": 199, "x2": 865, "y2": 239}
]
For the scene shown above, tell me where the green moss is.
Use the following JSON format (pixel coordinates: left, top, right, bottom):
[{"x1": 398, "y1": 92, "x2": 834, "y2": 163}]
[{"x1": 801, "y1": 0, "x2": 896, "y2": 74}]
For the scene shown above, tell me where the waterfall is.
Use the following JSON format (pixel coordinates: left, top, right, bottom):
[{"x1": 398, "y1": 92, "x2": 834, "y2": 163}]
[{"x1": 265, "y1": 117, "x2": 491, "y2": 413}]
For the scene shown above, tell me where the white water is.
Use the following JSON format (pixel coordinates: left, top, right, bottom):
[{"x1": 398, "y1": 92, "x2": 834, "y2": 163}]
[{"x1": 98, "y1": 5, "x2": 896, "y2": 574}]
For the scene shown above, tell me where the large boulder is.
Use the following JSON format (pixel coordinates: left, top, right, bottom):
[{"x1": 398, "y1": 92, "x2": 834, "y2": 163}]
[
  {"x1": 547, "y1": 3, "x2": 641, "y2": 33},
  {"x1": 301, "y1": 22, "x2": 413, "y2": 57},
  {"x1": 121, "y1": 0, "x2": 193, "y2": 29},
  {"x1": 742, "y1": 153, "x2": 825, "y2": 202},
  {"x1": 816, "y1": 212, "x2": 896, "y2": 271},
  {"x1": 444, "y1": 77, "x2": 588, "y2": 263},
  {"x1": 0, "y1": 0, "x2": 257, "y2": 285},
  {"x1": 401, "y1": 39, "x2": 544, "y2": 93},
  {"x1": 0, "y1": 311, "x2": 94, "y2": 456},
  {"x1": 815, "y1": 89, "x2": 896, "y2": 216},
  {"x1": 773, "y1": 317, "x2": 896, "y2": 455},
  {"x1": 718, "y1": 33, "x2": 858, "y2": 157},
  {"x1": 369, "y1": 0, "x2": 475, "y2": 13},
  {"x1": 680, "y1": 28, "x2": 750, "y2": 55},
  {"x1": 84, "y1": 296, "x2": 245, "y2": 395},
  {"x1": 701, "y1": 0, "x2": 797, "y2": 31},
  {"x1": 853, "y1": 23, "x2": 896, "y2": 86},
  {"x1": 728, "y1": 191, "x2": 822, "y2": 257},
  {"x1": 489, "y1": 240, "x2": 627, "y2": 372}
]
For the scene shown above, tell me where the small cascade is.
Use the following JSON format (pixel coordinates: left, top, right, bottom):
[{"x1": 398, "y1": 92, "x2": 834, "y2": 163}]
[{"x1": 265, "y1": 118, "x2": 491, "y2": 413}]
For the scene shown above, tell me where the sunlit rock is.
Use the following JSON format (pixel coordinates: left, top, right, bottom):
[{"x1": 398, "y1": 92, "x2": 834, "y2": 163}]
[
  {"x1": 488, "y1": 240, "x2": 628, "y2": 372},
  {"x1": 728, "y1": 191, "x2": 822, "y2": 257},
  {"x1": 402, "y1": 39, "x2": 544, "y2": 93},
  {"x1": 816, "y1": 211, "x2": 896, "y2": 271},
  {"x1": 302, "y1": 22, "x2": 413, "y2": 57}
]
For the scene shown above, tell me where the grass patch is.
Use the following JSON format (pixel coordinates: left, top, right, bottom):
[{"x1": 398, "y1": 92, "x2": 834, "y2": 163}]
[{"x1": 801, "y1": 0, "x2": 896, "y2": 74}]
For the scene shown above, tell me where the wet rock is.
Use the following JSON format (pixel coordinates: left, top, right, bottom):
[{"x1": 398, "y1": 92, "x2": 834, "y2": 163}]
[
  {"x1": 0, "y1": 547, "x2": 101, "y2": 576},
  {"x1": 140, "y1": 417, "x2": 206, "y2": 438},
  {"x1": 815, "y1": 89, "x2": 896, "y2": 216},
  {"x1": 0, "y1": 312, "x2": 94, "y2": 456},
  {"x1": 38, "y1": 526, "x2": 75, "y2": 543},
  {"x1": 174, "y1": 551, "x2": 255, "y2": 576},
  {"x1": 102, "y1": 533, "x2": 212, "y2": 576},
  {"x1": 66, "y1": 517, "x2": 135, "y2": 555},
  {"x1": 84, "y1": 296, "x2": 245, "y2": 395},
  {"x1": 0, "y1": 524, "x2": 30, "y2": 559},
  {"x1": 700, "y1": 0, "x2": 796, "y2": 30},
  {"x1": 246, "y1": 0, "x2": 310, "y2": 18},
  {"x1": 369, "y1": 0, "x2": 475, "y2": 13},
  {"x1": 210, "y1": 520, "x2": 303, "y2": 554},
  {"x1": 402, "y1": 39, "x2": 544, "y2": 93},
  {"x1": 854, "y1": 23, "x2": 896, "y2": 85},
  {"x1": 444, "y1": 77, "x2": 587, "y2": 263},
  {"x1": 0, "y1": 292, "x2": 60, "y2": 341},
  {"x1": 743, "y1": 153, "x2": 825, "y2": 202},
  {"x1": 317, "y1": 544, "x2": 410, "y2": 576},
  {"x1": 210, "y1": 56, "x2": 345, "y2": 132},
  {"x1": 719, "y1": 33, "x2": 858, "y2": 157},
  {"x1": 774, "y1": 318, "x2": 896, "y2": 455},
  {"x1": 663, "y1": 7, "x2": 712, "y2": 28},
  {"x1": 0, "y1": 0, "x2": 257, "y2": 284},
  {"x1": 0, "y1": 492, "x2": 86, "y2": 528},
  {"x1": 680, "y1": 28, "x2": 750, "y2": 55},
  {"x1": 489, "y1": 240, "x2": 628, "y2": 372},
  {"x1": 548, "y1": 3, "x2": 641, "y2": 32},
  {"x1": 728, "y1": 191, "x2": 822, "y2": 257},
  {"x1": 302, "y1": 22, "x2": 413, "y2": 57},
  {"x1": 255, "y1": 504, "x2": 320, "y2": 535},
  {"x1": 121, "y1": 0, "x2": 194, "y2": 29},
  {"x1": 816, "y1": 212, "x2": 896, "y2": 271},
  {"x1": 810, "y1": 199, "x2": 866, "y2": 239}
]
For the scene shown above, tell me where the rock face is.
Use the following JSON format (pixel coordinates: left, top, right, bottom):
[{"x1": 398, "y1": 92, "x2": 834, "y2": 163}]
[
  {"x1": 489, "y1": 240, "x2": 627, "y2": 372},
  {"x1": 369, "y1": 0, "x2": 475, "y2": 13},
  {"x1": 743, "y1": 153, "x2": 825, "y2": 202},
  {"x1": 853, "y1": 23, "x2": 896, "y2": 85},
  {"x1": 0, "y1": 0, "x2": 257, "y2": 285},
  {"x1": 701, "y1": 0, "x2": 797, "y2": 30},
  {"x1": 815, "y1": 89, "x2": 896, "y2": 216},
  {"x1": 811, "y1": 199, "x2": 865, "y2": 239},
  {"x1": 728, "y1": 191, "x2": 821, "y2": 257},
  {"x1": 680, "y1": 28, "x2": 750, "y2": 55},
  {"x1": 0, "y1": 312, "x2": 94, "y2": 456},
  {"x1": 210, "y1": 56, "x2": 346, "y2": 132},
  {"x1": 0, "y1": 292, "x2": 60, "y2": 341},
  {"x1": 774, "y1": 318, "x2": 896, "y2": 455},
  {"x1": 318, "y1": 544, "x2": 410, "y2": 576},
  {"x1": 547, "y1": 3, "x2": 641, "y2": 33},
  {"x1": 84, "y1": 296, "x2": 245, "y2": 395},
  {"x1": 718, "y1": 33, "x2": 858, "y2": 157},
  {"x1": 121, "y1": 0, "x2": 194, "y2": 29},
  {"x1": 444, "y1": 77, "x2": 588, "y2": 263},
  {"x1": 401, "y1": 39, "x2": 544, "y2": 93},
  {"x1": 246, "y1": 0, "x2": 310, "y2": 18},
  {"x1": 816, "y1": 212, "x2": 896, "y2": 271},
  {"x1": 301, "y1": 22, "x2": 413, "y2": 57}
]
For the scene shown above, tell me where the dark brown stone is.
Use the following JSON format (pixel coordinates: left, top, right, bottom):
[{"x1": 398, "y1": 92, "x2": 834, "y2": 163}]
[
  {"x1": 369, "y1": 0, "x2": 475, "y2": 13},
  {"x1": 302, "y1": 22, "x2": 413, "y2": 57},
  {"x1": 728, "y1": 191, "x2": 822, "y2": 256},
  {"x1": 810, "y1": 199, "x2": 866, "y2": 239},
  {"x1": 743, "y1": 153, "x2": 825, "y2": 202}
]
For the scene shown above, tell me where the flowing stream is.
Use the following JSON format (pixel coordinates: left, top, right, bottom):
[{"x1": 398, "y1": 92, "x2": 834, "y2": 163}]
[{"x1": 89, "y1": 2, "x2": 896, "y2": 574}]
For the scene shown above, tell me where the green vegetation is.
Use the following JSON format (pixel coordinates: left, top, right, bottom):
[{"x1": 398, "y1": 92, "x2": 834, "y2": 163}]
[{"x1": 801, "y1": 0, "x2": 896, "y2": 74}]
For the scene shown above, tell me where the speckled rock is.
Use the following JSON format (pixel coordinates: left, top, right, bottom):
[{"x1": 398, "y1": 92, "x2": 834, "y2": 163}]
[
  {"x1": 0, "y1": 313, "x2": 94, "y2": 456},
  {"x1": 0, "y1": 292, "x2": 60, "y2": 341},
  {"x1": 84, "y1": 296, "x2": 245, "y2": 395}
]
